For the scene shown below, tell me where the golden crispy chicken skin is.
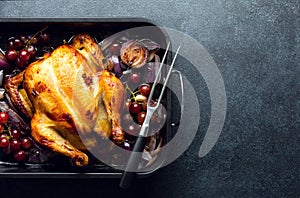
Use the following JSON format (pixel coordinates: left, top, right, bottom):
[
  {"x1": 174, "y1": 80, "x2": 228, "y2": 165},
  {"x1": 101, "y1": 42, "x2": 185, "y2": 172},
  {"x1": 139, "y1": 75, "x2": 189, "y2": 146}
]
[{"x1": 5, "y1": 34, "x2": 125, "y2": 166}]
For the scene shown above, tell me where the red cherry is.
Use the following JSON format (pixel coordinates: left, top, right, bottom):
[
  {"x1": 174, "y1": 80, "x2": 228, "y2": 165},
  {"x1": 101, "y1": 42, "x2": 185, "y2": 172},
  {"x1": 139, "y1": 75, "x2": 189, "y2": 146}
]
[
  {"x1": 18, "y1": 49, "x2": 30, "y2": 62},
  {"x1": 5, "y1": 49, "x2": 18, "y2": 62},
  {"x1": 139, "y1": 84, "x2": 151, "y2": 97},
  {"x1": 16, "y1": 58, "x2": 27, "y2": 68},
  {"x1": 0, "y1": 137, "x2": 9, "y2": 148},
  {"x1": 129, "y1": 102, "x2": 142, "y2": 114},
  {"x1": 0, "y1": 112, "x2": 9, "y2": 124},
  {"x1": 11, "y1": 129, "x2": 21, "y2": 139},
  {"x1": 13, "y1": 38, "x2": 23, "y2": 50},
  {"x1": 27, "y1": 45, "x2": 37, "y2": 58},
  {"x1": 129, "y1": 72, "x2": 141, "y2": 84},
  {"x1": 29, "y1": 36, "x2": 39, "y2": 46},
  {"x1": 0, "y1": 133, "x2": 8, "y2": 139},
  {"x1": 13, "y1": 150, "x2": 27, "y2": 162},
  {"x1": 121, "y1": 140, "x2": 132, "y2": 151},
  {"x1": 19, "y1": 35, "x2": 29, "y2": 43},
  {"x1": 137, "y1": 111, "x2": 146, "y2": 125},
  {"x1": 7, "y1": 37, "x2": 15, "y2": 49},
  {"x1": 40, "y1": 33, "x2": 50, "y2": 44},
  {"x1": 10, "y1": 139, "x2": 21, "y2": 151},
  {"x1": 142, "y1": 99, "x2": 155, "y2": 111},
  {"x1": 21, "y1": 137, "x2": 32, "y2": 149},
  {"x1": 7, "y1": 37, "x2": 22, "y2": 50}
]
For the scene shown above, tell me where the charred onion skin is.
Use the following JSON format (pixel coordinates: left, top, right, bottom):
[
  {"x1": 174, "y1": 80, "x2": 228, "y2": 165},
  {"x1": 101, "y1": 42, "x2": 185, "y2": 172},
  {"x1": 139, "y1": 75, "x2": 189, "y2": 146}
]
[{"x1": 120, "y1": 40, "x2": 149, "y2": 68}]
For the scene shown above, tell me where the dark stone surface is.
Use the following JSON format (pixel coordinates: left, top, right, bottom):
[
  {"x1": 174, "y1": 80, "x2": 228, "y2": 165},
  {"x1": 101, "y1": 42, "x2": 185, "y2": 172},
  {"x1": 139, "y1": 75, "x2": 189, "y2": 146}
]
[{"x1": 0, "y1": 0, "x2": 299, "y2": 197}]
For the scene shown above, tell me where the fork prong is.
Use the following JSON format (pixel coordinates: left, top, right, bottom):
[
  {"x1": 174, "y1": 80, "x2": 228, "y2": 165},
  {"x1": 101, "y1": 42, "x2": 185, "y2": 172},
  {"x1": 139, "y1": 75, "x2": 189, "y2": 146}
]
[
  {"x1": 156, "y1": 44, "x2": 181, "y2": 105},
  {"x1": 147, "y1": 42, "x2": 170, "y2": 106},
  {"x1": 147, "y1": 45, "x2": 181, "y2": 108}
]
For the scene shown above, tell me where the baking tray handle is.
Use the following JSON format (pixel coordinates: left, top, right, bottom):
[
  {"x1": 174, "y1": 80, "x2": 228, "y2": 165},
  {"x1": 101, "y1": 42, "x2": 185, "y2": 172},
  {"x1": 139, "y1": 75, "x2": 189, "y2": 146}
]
[{"x1": 171, "y1": 69, "x2": 184, "y2": 126}]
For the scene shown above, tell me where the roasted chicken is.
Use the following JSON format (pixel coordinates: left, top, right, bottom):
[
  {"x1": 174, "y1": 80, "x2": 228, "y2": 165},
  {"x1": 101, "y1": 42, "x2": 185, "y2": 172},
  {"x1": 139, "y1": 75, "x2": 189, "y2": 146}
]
[{"x1": 5, "y1": 34, "x2": 125, "y2": 166}]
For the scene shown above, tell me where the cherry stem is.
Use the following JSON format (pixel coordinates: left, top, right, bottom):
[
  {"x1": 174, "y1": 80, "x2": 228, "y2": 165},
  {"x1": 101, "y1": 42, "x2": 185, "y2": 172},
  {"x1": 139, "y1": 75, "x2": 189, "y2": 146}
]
[
  {"x1": 25, "y1": 26, "x2": 48, "y2": 48},
  {"x1": 125, "y1": 83, "x2": 139, "y2": 102}
]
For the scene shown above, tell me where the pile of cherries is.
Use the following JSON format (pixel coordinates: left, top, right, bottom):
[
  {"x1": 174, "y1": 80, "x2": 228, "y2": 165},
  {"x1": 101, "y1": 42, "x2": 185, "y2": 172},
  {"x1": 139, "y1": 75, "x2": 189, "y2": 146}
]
[
  {"x1": 105, "y1": 41, "x2": 164, "y2": 151},
  {"x1": 120, "y1": 83, "x2": 162, "y2": 150},
  {"x1": 4, "y1": 29, "x2": 50, "y2": 69},
  {"x1": 128, "y1": 84, "x2": 153, "y2": 125},
  {"x1": 0, "y1": 111, "x2": 33, "y2": 162}
]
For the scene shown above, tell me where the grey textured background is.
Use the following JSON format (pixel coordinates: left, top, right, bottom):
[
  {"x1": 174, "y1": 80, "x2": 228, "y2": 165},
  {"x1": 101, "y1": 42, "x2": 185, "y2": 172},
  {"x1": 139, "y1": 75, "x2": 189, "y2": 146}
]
[{"x1": 0, "y1": 0, "x2": 299, "y2": 197}]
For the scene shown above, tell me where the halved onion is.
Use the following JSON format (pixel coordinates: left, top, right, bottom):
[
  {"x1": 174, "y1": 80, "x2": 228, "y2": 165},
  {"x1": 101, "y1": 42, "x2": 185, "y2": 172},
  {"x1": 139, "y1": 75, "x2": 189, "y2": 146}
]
[
  {"x1": 120, "y1": 40, "x2": 149, "y2": 68},
  {"x1": 139, "y1": 39, "x2": 160, "y2": 61},
  {"x1": 0, "y1": 51, "x2": 9, "y2": 70}
]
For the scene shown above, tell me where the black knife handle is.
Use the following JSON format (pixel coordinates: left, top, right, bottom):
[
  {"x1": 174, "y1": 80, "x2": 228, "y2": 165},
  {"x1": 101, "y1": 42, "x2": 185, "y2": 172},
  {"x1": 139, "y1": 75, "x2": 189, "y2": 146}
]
[{"x1": 119, "y1": 136, "x2": 147, "y2": 189}]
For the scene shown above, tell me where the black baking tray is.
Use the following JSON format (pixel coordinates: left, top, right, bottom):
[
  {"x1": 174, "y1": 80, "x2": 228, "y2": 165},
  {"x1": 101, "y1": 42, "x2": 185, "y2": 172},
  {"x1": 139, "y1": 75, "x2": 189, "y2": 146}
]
[{"x1": 0, "y1": 18, "x2": 178, "y2": 178}]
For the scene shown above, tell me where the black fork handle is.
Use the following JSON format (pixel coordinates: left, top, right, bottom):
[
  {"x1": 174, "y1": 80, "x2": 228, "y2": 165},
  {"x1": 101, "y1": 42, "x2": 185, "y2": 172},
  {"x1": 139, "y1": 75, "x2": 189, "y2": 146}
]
[{"x1": 119, "y1": 136, "x2": 147, "y2": 189}]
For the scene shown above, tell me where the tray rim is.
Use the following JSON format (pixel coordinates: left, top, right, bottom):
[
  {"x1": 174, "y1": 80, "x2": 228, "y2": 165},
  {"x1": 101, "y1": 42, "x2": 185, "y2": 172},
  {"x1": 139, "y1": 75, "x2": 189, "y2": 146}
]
[
  {"x1": 0, "y1": 17, "x2": 172, "y2": 178},
  {"x1": 0, "y1": 17, "x2": 160, "y2": 24}
]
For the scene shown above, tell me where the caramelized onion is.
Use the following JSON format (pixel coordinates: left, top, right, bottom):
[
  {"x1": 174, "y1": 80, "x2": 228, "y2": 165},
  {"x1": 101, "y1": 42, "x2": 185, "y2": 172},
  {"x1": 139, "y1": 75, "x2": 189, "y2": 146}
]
[
  {"x1": 139, "y1": 39, "x2": 160, "y2": 61},
  {"x1": 120, "y1": 40, "x2": 149, "y2": 68}
]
